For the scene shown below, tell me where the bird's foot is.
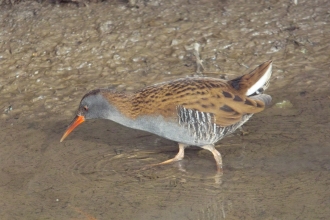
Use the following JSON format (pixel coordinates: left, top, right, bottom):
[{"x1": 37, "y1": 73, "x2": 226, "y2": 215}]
[{"x1": 142, "y1": 143, "x2": 188, "y2": 170}]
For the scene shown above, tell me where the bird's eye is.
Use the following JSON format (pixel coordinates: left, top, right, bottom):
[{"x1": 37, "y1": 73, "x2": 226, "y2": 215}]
[{"x1": 83, "y1": 106, "x2": 88, "y2": 111}]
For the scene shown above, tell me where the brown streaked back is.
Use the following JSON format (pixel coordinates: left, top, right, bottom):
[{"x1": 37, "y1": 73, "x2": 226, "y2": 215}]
[
  {"x1": 99, "y1": 61, "x2": 272, "y2": 127},
  {"x1": 119, "y1": 77, "x2": 267, "y2": 127}
]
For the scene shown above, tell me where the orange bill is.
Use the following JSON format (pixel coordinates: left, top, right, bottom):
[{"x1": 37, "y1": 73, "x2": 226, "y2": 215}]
[{"x1": 60, "y1": 115, "x2": 85, "y2": 142}]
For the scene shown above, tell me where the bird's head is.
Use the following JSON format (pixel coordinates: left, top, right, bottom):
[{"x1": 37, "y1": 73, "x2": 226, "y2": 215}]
[{"x1": 60, "y1": 89, "x2": 111, "y2": 142}]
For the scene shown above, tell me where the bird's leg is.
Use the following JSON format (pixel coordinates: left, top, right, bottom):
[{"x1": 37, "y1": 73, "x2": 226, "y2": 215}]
[
  {"x1": 201, "y1": 144, "x2": 223, "y2": 172},
  {"x1": 142, "y1": 143, "x2": 188, "y2": 170},
  {"x1": 156, "y1": 143, "x2": 188, "y2": 165}
]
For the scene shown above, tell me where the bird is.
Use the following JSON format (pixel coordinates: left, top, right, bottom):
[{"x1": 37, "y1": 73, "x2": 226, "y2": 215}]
[{"x1": 60, "y1": 60, "x2": 272, "y2": 172}]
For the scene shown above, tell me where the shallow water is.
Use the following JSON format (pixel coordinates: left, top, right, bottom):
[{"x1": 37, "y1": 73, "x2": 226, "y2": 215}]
[{"x1": 1, "y1": 0, "x2": 330, "y2": 219}]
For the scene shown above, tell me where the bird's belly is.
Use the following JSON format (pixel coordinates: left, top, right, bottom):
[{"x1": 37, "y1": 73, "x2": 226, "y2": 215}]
[
  {"x1": 110, "y1": 111, "x2": 252, "y2": 146},
  {"x1": 123, "y1": 115, "x2": 221, "y2": 146}
]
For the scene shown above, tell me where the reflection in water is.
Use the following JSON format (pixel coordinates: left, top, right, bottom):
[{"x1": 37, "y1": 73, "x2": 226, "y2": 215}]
[{"x1": 0, "y1": 0, "x2": 330, "y2": 219}]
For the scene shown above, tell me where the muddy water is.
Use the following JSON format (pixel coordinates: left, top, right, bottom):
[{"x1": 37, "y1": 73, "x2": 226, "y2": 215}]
[{"x1": 1, "y1": 0, "x2": 330, "y2": 219}]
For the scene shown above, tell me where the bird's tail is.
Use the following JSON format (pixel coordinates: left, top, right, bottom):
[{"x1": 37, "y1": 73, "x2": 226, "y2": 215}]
[
  {"x1": 249, "y1": 94, "x2": 272, "y2": 106},
  {"x1": 229, "y1": 60, "x2": 272, "y2": 96}
]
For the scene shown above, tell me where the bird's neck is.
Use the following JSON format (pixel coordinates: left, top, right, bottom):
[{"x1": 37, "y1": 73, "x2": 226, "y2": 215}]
[{"x1": 100, "y1": 90, "x2": 134, "y2": 117}]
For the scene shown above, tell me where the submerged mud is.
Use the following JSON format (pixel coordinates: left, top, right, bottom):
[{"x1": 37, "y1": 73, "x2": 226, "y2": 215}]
[{"x1": 0, "y1": 0, "x2": 330, "y2": 219}]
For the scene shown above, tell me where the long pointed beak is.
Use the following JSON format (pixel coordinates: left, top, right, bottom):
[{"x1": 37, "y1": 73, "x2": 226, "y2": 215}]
[{"x1": 60, "y1": 115, "x2": 85, "y2": 142}]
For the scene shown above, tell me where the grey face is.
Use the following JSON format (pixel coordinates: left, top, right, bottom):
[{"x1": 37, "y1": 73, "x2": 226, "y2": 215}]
[
  {"x1": 60, "y1": 92, "x2": 110, "y2": 142},
  {"x1": 78, "y1": 94, "x2": 111, "y2": 120}
]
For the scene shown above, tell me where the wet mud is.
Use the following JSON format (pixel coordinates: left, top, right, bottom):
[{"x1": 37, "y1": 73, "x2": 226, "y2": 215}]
[{"x1": 0, "y1": 0, "x2": 330, "y2": 219}]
